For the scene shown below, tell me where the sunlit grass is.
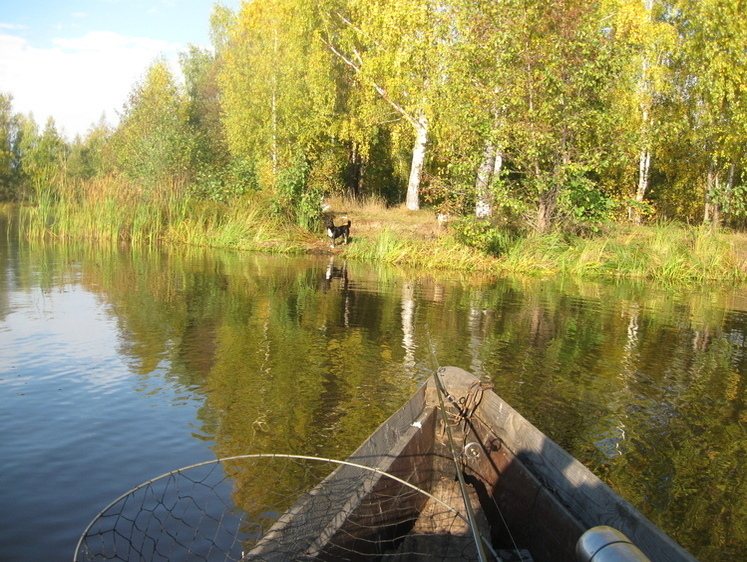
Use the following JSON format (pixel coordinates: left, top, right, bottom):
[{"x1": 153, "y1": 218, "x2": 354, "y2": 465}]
[
  {"x1": 17, "y1": 176, "x2": 309, "y2": 253},
  {"x1": 12, "y1": 184, "x2": 747, "y2": 284},
  {"x1": 523, "y1": 223, "x2": 747, "y2": 283},
  {"x1": 343, "y1": 226, "x2": 499, "y2": 272},
  {"x1": 163, "y1": 198, "x2": 303, "y2": 252}
]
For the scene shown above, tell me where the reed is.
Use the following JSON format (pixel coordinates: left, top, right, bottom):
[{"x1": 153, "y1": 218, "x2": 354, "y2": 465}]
[
  {"x1": 344, "y1": 228, "x2": 407, "y2": 263},
  {"x1": 499, "y1": 233, "x2": 567, "y2": 276},
  {"x1": 14, "y1": 181, "x2": 747, "y2": 284},
  {"x1": 17, "y1": 175, "x2": 307, "y2": 252},
  {"x1": 343, "y1": 227, "x2": 497, "y2": 272},
  {"x1": 495, "y1": 223, "x2": 747, "y2": 283}
]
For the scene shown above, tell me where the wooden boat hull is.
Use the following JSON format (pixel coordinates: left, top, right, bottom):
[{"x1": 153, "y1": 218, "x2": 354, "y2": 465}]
[{"x1": 245, "y1": 366, "x2": 695, "y2": 561}]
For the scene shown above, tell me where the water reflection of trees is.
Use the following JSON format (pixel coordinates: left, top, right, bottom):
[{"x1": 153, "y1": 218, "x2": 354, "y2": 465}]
[{"x1": 5, "y1": 238, "x2": 746, "y2": 559}]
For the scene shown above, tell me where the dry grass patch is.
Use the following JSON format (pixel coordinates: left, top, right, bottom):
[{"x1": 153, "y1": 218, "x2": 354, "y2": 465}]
[{"x1": 322, "y1": 196, "x2": 445, "y2": 242}]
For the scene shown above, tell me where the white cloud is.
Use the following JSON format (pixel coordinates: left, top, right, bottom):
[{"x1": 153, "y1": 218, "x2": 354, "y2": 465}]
[
  {"x1": 0, "y1": 23, "x2": 27, "y2": 30},
  {"x1": 0, "y1": 30, "x2": 181, "y2": 139}
]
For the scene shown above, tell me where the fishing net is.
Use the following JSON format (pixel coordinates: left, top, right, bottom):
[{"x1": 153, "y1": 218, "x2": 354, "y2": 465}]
[{"x1": 74, "y1": 454, "x2": 495, "y2": 562}]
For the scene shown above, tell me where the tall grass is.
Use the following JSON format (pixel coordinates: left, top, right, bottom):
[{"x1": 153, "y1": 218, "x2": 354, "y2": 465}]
[
  {"x1": 343, "y1": 227, "x2": 498, "y2": 272},
  {"x1": 164, "y1": 198, "x2": 302, "y2": 252},
  {"x1": 497, "y1": 223, "x2": 747, "y2": 283},
  {"x1": 14, "y1": 179, "x2": 747, "y2": 284},
  {"x1": 17, "y1": 175, "x2": 307, "y2": 253},
  {"x1": 20, "y1": 175, "x2": 169, "y2": 244}
]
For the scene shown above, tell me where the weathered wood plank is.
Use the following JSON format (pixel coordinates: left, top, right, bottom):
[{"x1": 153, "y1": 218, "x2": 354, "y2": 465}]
[
  {"x1": 382, "y1": 476, "x2": 491, "y2": 561},
  {"x1": 313, "y1": 406, "x2": 438, "y2": 560},
  {"x1": 244, "y1": 384, "x2": 433, "y2": 561},
  {"x1": 437, "y1": 366, "x2": 696, "y2": 562},
  {"x1": 246, "y1": 366, "x2": 694, "y2": 561}
]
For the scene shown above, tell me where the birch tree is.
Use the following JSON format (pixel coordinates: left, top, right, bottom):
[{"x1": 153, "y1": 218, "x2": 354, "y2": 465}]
[
  {"x1": 665, "y1": 0, "x2": 747, "y2": 228},
  {"x1": 436, "y1": 0, "x2": 514, "y2": 219},
  {"x1": 321, "y1": 0, "x2": 449, "y2": 210},
  {"x1": 509, "y1": 0, "x2": 617, "y2": 232},
  {"x1": 220, "y1": 0, "x2": 338, "y2": 188},
  {"x1": 611, "y1": 0, "x2": 675, "y2": 223},
  {"x1": 110, "y1": 60, "x2": 191, "y2": 192}
]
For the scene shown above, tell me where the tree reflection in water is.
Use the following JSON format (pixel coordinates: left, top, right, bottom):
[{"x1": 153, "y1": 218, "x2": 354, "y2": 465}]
[{"x1": 1, "y1": 238, "x2": 745, "y2": 560}]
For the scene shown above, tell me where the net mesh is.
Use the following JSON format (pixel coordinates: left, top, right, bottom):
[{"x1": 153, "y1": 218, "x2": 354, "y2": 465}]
[{"x1": 74, "y1": 454, "x2": 492, "y2": 562}]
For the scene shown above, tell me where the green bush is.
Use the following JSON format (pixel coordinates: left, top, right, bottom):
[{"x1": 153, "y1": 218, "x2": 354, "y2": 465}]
[
  {"x1": 189, "y1": 158, "x2": 259, "y2": 203},
  {"x1": 451, "y1": 216, "x2": 515, "y2": 257},
  {"x1": 272, "y1": 158, "x2": 322, "y2": 230},
  {"x1": 556, "y1": 165, "x2": 616, "y2": 232}
]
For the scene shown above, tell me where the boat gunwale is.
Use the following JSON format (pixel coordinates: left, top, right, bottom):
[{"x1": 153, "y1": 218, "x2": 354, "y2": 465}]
[
  {"x1": 435, "y1": 366, "x2": 695, "y2": 562},
  {"x1": 246, "y1": 366, "x2": 696, "y2": 561}
]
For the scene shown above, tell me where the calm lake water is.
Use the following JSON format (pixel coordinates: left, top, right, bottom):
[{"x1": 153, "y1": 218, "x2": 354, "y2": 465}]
[{"x1": 1, "y1": 219, "x2": 746, "y2": 560}]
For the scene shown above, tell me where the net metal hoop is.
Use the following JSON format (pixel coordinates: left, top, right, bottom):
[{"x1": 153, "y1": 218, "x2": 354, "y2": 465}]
[{"x1": 74, "y1": 453, "x2": 493, "y2": 561}]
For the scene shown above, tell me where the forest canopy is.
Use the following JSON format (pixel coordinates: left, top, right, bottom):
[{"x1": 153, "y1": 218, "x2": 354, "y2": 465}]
[{"x1": 2, "y1": 0, "x2": 747, "y2": 235}]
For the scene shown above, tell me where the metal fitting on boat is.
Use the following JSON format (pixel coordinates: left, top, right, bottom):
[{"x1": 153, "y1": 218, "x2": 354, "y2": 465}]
[
  {"x1": 464, "y1": 442, "x2": 481, "y2": 459},
  {"x1": 576, "y1": 526, "x2": 650, "y2": 562}
]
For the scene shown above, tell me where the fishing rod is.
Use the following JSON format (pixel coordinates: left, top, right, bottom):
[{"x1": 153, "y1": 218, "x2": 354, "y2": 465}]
[{"x1": 426, "y1": 334, "x2": 492, "y2": 562}]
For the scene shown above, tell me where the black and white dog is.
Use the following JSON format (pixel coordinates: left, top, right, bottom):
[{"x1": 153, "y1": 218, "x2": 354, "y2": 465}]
[{"x1": 326, "y1": 218, "x2": 351, "y2": 248}]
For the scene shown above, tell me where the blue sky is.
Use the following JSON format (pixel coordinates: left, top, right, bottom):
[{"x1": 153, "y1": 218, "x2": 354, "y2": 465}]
[{"x1": 0, "y1": 0, "x2": 242, "y2": 139}]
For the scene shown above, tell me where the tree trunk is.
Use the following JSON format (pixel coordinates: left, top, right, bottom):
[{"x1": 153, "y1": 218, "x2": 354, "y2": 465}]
[
  {"x1": 536, "y1": 186, "x2": 557, "y2": 233},
  {"x1": 631, "y1": 60, "x2": 653, "y2": 224},
  {"x1": 475, "y1": 143, "x2": 502, "y2": 218},
  {"x1": 708, "y1": 162, "x2": 736, "y2": 230},
  {"x1": 345, "y1": 142, "x2": 363, "y2": 199},
  {"x1": 406, "y1": 115, "x2": 428, "y2": 211},
  {"x1": 630, "y1": 147, "x2": 651, "y2": 224},
  {"x1": 704, "y1": 159, "x2": 720, "y2": 230}
]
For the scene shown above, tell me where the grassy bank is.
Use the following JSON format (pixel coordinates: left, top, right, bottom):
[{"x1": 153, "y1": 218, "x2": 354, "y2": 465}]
[
  {"x1": 344, "y1": 218, "x2": 747, "y2": 283},
  {"x1": 320, "y1": 197, "x2": 747, "y2": 283},
  {"x1": 17, "y1": 177, "x2": 310, "y2": 253},
  {"x1": 12, "y1": 186, "x2": 747, "y2": 284},
  {"x1": 499, "y1": 225, "x2": 747, "y2": 283}
]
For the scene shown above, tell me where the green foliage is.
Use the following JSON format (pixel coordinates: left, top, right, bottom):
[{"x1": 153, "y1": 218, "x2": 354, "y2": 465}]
[
  {"x1": 66, "y1": 118, "x2": 112, "y2": 182},
  {"x1": 220, "y1": 0, "x2": 338, "y2": 187},
  {"x1": 420, "y1": 175, "x2": 472, "y2": 216},
  {"x1": 179, "y1": 45, "x2": 228, "y2": 178},
  {"x1": 724, "y1": 183, "x2": 747, "y2": 223},
  {"x1": 271, "y1": 158, "x2": 322, "y2": 230},
  {"x1": 556, "y1": 166, "x2": 616, "y2": 231},
  {"x1": 450, "y1": 216, "x2": 515, "y2": 257},
  {"x1": 624, "y1": 197, "x2": 656, "y2": 222},
  {"x1": 109, "y1": 60, "x2": 192, "y2": 193},
  {"x1": 0, "y1": 93, "x2": 21, "y2": 201},
  {"x1": 15, "y1": 116, "x2": 68, "y2": 202},
  {"x1": 188, "y1": 158, "x2": 259, "y2": 203}
]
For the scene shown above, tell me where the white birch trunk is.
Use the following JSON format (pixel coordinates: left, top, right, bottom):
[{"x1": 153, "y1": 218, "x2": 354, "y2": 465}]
[
  {"x1": 475, "y1": 144, "x2": 495, "y2": 218},
  {"x1": 630, "y1": 55, "x2": 653, "y2": 224},
  {"x1": 637, "y1": 148, "x2": 651, "y2": 203},
  {"x1": 406, "y1": 115, "x2": 428, "y2": 211},
  {"x1": 475, "y1": 143, "x2": 503, "y2": 218},
  {"x1": 630, "y1": 147, "x2": 651, "y2": 224}
]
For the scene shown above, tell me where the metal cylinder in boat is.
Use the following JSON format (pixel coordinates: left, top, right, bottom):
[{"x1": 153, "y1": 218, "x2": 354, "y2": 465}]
[{"x1": 576, "y1": 526, "x2": 651, "y2": 562}]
